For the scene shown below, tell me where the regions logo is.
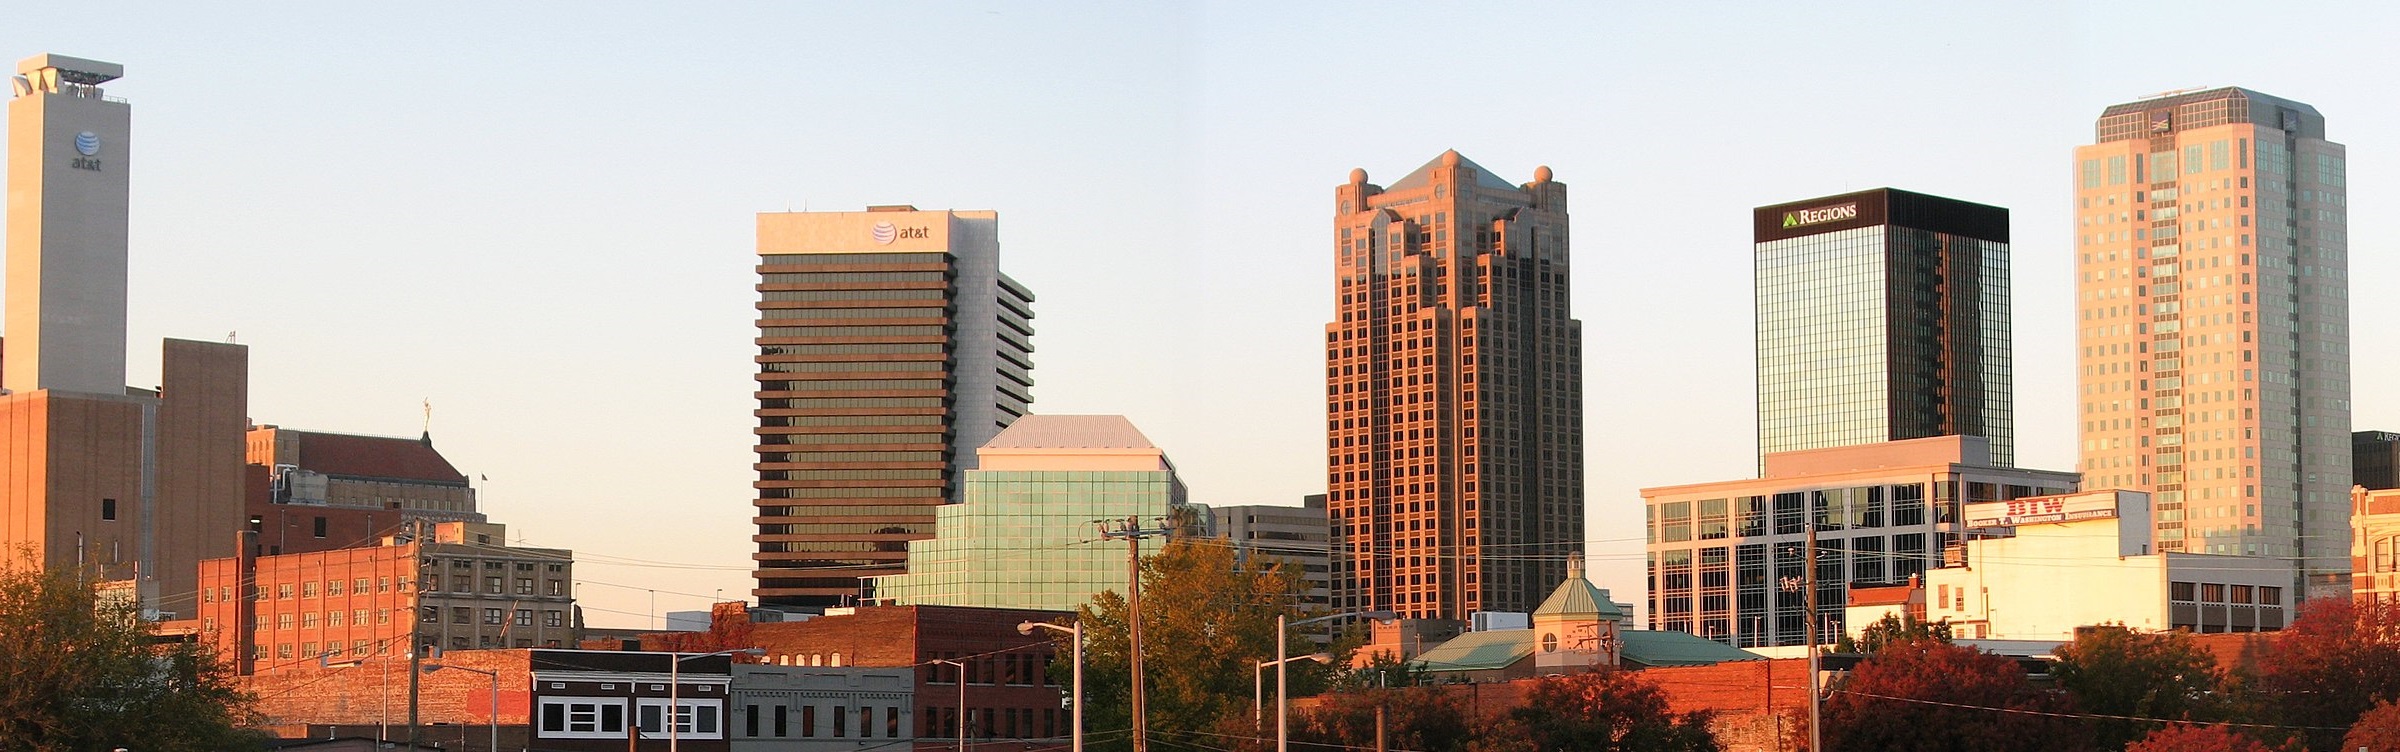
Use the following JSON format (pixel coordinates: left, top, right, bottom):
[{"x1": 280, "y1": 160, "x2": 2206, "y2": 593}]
[
  {"x1": 871, "y1": 221, "x2": 897, "y2": 245},
  {"x1": 1781, "y1": 203, "x2": 1859, "y2": 229},
  {"x1": 74, "y1": 131, "x2": 101, "y2": 156}
]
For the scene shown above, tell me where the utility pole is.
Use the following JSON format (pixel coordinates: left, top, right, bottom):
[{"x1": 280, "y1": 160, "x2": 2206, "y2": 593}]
[
  {"x1": 403, "y1": 518, "x2": 428, "y2": 748},
  {"x1": 1098, "y1": 516, "x2": 1172, "y2": 752}
]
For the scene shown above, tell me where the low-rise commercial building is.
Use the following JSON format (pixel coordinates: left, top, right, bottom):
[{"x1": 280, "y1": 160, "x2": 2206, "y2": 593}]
[
  {"x1": 244, "y1": 427, "x2": 485, "y2": 558},
  {"x1": 2356, "y1": 486, "x2": 2400, "y2": 604},
  {"x1": 646, "y1": 604, "x2": 1068, "y2": 750},
  {"x1": 732, "y1": 664, "x2": 915, "y2": 752},
  {"x1": 1851, "y1": 490, "x2": 2294, "y2": 640}
]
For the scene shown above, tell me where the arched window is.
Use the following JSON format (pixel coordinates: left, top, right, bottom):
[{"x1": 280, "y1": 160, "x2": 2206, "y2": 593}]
[{"x1": 831, "y1": 652, "x2": 843, "y2": 667}]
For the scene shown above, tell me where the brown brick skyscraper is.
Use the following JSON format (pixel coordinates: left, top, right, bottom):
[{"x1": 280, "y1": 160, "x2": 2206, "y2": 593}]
[{"x1": 1326, "y1": 151, "x2": 1584, "y2": 620}]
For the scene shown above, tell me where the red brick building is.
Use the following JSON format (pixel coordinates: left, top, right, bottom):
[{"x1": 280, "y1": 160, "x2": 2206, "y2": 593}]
[{"x1": 198, "y1": 520, "x2": 578, "y2": 674}]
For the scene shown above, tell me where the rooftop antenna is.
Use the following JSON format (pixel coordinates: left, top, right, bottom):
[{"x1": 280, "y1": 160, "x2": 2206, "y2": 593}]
[
  {"x1": 225, "y1": 331, "x2": 237, "y2": 343},
  {"x1": 2139, "y1": 86, "x2": 2209, "y2": 100}
]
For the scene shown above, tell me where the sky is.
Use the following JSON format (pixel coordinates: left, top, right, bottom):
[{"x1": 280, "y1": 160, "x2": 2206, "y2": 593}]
[{"x1": 6, "y1": 1, "x2": 2395, "y2": 628}]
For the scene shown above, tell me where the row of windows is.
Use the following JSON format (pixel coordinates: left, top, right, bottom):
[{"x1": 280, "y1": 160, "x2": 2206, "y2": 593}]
[
  {"x1": 762, "y1": 451, "x2": 944, "y2": 463},
  {"x1": 540, "y1": 698, "x2": 722, "y2": 740},
  {"x1": 423, "y1": 606, "x2": 566, "y2": 627},
  {"x1": 760, "y1": 469, "x2": 945, "y2": 482},
  {"x1": 760, "y1": 272, "x2": 945, "y2": 285},
  {"x1": 760, "y1": 432, "x2": 945, "y2": 445},
  {"x1": 755, "y1": 398, "x2": 944, "y2": 412},
  {"x1": 758, "y1": 307, "x2": 945, "y2": 321},
  {"x1": 256, "y1": 609, "x2": 395, "y2": 629},
  {"x1": 760, "y1": 361, "x2": 944, "y2": 373},
  {"x1": 754, "y1": 414, "x2": 944, "y2": 426},
  {"x1": 761, "y1": 288, "x2": 945, "y2": 302},
  {"x1": 761, "y1": 343, "x2": 946, "y2": 356},
  {"x1": 761, "y1": 252, "x2": 947, "y2": 266},
  {"x1": 2167, "y1": 581, "x2": 2283, "y2": 604},
  {"x1": 759, "y1": 504, "x2": 942, "y2": 518},
  {"x1": 760, "y1": 487, "x2": 945, "y2": 499},
  {"x1": 740, "y1": 703, "x2": 905, "y2": 739},
  {"x1": 760, "y1": 325, "x2": 946, "y2": 338}
]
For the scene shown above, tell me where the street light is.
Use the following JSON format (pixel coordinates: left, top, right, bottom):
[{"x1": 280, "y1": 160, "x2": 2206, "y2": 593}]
[
  {"x1": 1276, "y1": 611, "x2": 1396, "y2": 752},
  {"x1": 668, "y1": 648, "x2": 764, "y2": 752},
  {"x1": 1018, "y1": 620, "x2": 1083, "y2": 752},
  {"x1": 1254, "y1": 654, "x2": 1329, "y2": 728},
  {"x1": 419, "y1": 664, "x2": 498, "y2": 752},
  {"x1": 930, "y1": 658, "x2": 968, "y2": 752}
]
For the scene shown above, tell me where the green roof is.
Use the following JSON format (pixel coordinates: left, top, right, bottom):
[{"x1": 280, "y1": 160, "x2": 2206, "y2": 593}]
[
  {"x1": 1619, "y1": 630, "x2": 1760, "y2": 667},
  {"x1": 1411, "y1": 630, "x2": 1533, "y2": 672},
  {"x1": 1533, "y1": 577, "x2": 1627, "y2": 619}
]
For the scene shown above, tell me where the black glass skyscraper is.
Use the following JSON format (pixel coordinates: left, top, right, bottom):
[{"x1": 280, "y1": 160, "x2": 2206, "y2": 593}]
[{"x1": 1753, "y1": 188, "x2": 2014, "y2": 468}]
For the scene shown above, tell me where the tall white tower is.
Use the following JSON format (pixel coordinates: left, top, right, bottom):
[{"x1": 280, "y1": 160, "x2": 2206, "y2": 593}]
[{"x1": 7, "y1": 53, "x2": 130, "y2": 395}]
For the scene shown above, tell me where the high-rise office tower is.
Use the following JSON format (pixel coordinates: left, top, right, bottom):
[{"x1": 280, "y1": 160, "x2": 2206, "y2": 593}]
[
  {"x1": 751, "y1": 207, "x2": 1034, "y2": 609},
  {"x1": 4, "y1": 54, "x2": 249, "y2": 613},
  {"x1": 1754, "y1": 189, "x2": 2014, "y2": 468},
  {"x1": 2073, "y1": 88, "x2": 2350, "y2": 595},
  {"x1": 1326, "y1": 150, "x2": 1583, "y2": 620}
]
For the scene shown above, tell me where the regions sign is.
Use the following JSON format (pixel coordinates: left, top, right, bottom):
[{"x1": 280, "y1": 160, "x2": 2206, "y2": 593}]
[
  {"x1": 1964, "y1": 494, "x2": 2121, "y2": 528},
  {"x1": 1781, "y1": 203, "x2": 1859, "y2": 229}
]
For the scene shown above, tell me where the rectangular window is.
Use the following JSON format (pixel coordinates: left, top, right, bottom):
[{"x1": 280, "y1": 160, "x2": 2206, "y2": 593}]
[
  {"x1": 484, "y1": 608, "x2": 503, "y2": 625},
  {"x1": 834, "y1": 706, "x2": 847, "y2": 737},
  {"x1": 485, "y1": 576, "x2": 503, "y2": 594},
  {"x1": 312, "y1": 516, "x2": 327, "y2": 538},
  {"x1": 452, "y1": 607, "x2": 470, "y2": 624},
  {"x1": 515, "y1": 609, "x2": 533, "y2": 626},
  {"x1": 101, "y1": 498, "x2": 117, "y2": 521},
  {"x1": 539, "y1": 698, "x2": 628, "y2": 739},
  {"x1": 516, "y1": 578, "x2": 534, "y2": 595},
  {"x1": 803, "y1": 705, "x2": 817, "y2": 737},
  {"x1": 545, "y1": 610, "x2": 564, "y2": 627},
  {"x1": 2170, "y1": 581, "x2": 2197, "y2": 601},
  {"x1": 746, "y1": 705, "x2": 760, "y2": 738},
  {"x1": 775, "y1": 705, "x2": 788, "y2": 737}
]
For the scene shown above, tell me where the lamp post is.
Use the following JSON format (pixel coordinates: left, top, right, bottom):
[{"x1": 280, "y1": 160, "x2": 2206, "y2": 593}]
[
  {"x1": 931, "y1": 658, "x2": 968, "y2": 752},
  {"x1": 1017, "y1": 621, "x2": 1082, "y2": 752},
  {"x1": 668, "y1": 648, "x2": 764, "y2": 752},
  {"x1": 1276, "y1": 611, "x2": 1395, "y2": 752},
  {"x1": 419, "y1": 664, "x2": 498, "y2": 752},
  {"x1": 1253, "y1": 654, "x2": 1329, "y2": 728}
]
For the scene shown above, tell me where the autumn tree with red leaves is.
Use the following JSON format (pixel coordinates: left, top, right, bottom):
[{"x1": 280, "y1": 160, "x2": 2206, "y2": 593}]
[
  {"x1": 2343, "y1": 699, "x2": 2400, "y2": 752},
  {"x1": 1821, "y1": 638, "x2": 2089, "y2": 752},
  {"x1": 2126, "y1": 723, "x2": 2301, "y2": 752},
  {"x1": 1468, "y1": 668, "x2": 1718, "y2": 752},
  {"x1": 2236, "y1": 598, "x2": 2400, "y2": 751}
]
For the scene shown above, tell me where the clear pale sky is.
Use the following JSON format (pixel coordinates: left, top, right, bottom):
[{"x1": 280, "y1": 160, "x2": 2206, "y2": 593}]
[{"x1": 6, "y1": 2, "x2": 2393, "y2": 628}]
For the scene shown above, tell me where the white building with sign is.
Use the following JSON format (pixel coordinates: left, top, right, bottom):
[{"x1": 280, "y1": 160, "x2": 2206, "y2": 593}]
[{"x1": 1899, "y1": 490, "x2": 2294, "y2": 640}]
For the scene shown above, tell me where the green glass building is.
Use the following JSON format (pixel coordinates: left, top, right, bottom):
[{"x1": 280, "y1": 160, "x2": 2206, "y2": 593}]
[{"x1": 865, "y1": 415, "x2": 1193, "y2": 611}]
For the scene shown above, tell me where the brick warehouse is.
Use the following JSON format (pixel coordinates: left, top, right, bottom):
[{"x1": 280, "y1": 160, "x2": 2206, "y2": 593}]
[
  {"x1": 198, "y1": 519, "x2": 578, "y2": 675},
  {"x1": 636, "y1": 603, "x2": 1071, "y2": 750}
]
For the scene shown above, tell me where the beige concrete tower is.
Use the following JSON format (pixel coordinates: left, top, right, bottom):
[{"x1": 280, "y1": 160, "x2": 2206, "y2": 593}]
[
  {"x1": 2073, "y1": 88, "x2": 2350, "y2": 598},
  {"x1": 2, "y1": 54, "x2": 248, "y2": 615},
  {"x1": 7, "y1": 54, "x2": 130, "y2": 395}
]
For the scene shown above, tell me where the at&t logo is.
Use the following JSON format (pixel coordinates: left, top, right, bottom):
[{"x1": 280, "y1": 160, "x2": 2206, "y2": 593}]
[{"x1": 871, "y1": 221, "x2": 929, "y2": 245}]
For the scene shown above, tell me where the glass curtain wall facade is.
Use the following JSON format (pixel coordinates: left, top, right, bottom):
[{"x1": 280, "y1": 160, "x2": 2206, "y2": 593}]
[
  {"x1": 866, "y1": 469, "x2": 1189, "y2": 611},
  {"x1": 752, "y1": 209, "x2": 1034, "y2": 609},
  {"x1": 1754, "y1": 189, "x2": 2014, "y2": 469},
  {"x1": 1326, "y1": 152, "x2": 1584, "y2": 620},
  {"x1": 1640, "y1": 440, "x2": 2074, "y2": 647},
  {"x1": 2073, "y1": 88, "x2": 2349, "y2": 596}
]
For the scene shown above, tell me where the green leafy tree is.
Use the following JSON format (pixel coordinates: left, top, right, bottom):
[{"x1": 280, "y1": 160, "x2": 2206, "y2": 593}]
[
  {"x1": 2235, "y1": 598, "x2": 2400, "y2": 751},
  {"x1": 1469, "y1": 668, "x2": 1718, "y2": 752},
  {"x1": 0, "y1": 558, "x2": 264, "y2": 751},
  {"x1": 1831, "y1": 611, "x2": 1952, "y2": 654},
  {"x1": 1052, "y1": 537, "x2": 1318, "y2": 752},
  {"x1": 1822, "y1": 638, "x2": 2089, "y2": 752},
  {"x1": 2051, "y1": 624, "x2": 2226, "y2": 749}
]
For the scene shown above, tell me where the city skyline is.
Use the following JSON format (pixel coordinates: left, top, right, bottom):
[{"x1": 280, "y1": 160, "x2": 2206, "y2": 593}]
[{"x1": 4, "y1": 4, "x2": 2396, "y2": 626}]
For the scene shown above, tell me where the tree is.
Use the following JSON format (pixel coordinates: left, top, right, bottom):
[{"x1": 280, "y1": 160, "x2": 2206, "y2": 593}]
[
  {"x1": 2126, "y1": 723, "x2": 2301, "y2": 752},
  {"x1": 1822, "y1": 638, "x2": 2088, "y2": 752},
  {"x1": 1469, "y1": 668, "x2": 1718, "y2": 752},
  {"x1": 1055, "y1": 537, "x2": 1317, "y2": 752},
  {"x1": 0, "y1": 559, "x2": 264, "y2": 751},
  {"x1": 1295, "y1": 685, "x2": 1473, "y2": 752},
  {"x1": 1831, "y1": 611, "x2": 1951, "y2": 654},
  {"x1": 2236, "y1": 598, "x2": 2400, "y2": 751},
  {"x1": 2051, "y1": 624, "x2": 2226, "y2": 749},
  {"x1": 2342, "y1": 699, "x2": 2400, "y2": 752}
]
